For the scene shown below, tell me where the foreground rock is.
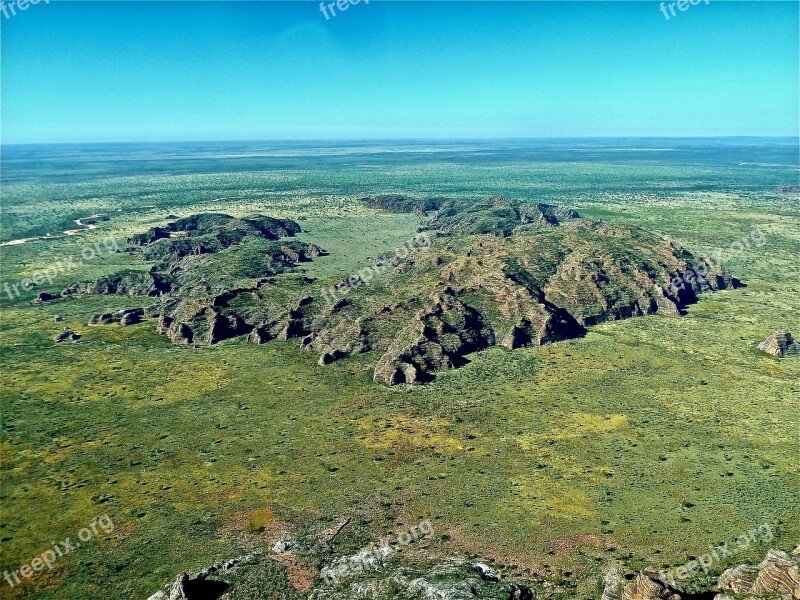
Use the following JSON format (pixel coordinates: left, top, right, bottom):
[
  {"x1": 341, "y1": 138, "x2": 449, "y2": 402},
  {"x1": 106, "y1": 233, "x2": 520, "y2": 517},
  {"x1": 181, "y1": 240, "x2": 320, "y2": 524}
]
[
  {"x1": 146, "y1": 535, "x2": 540, "y2": 600},
  {"x1": 315, "y1": 554, "x2": 538, "y2": 600},
  {"x1": 146, "y1": 550, "x2": 261, "y2": 600},
  {"x1": 603, "y1": 569, "x2": 682, "y2": 600},
  {"x1": 718, "y1": 549, "x2": 800, "y2": 598},
  {"x1": 758, "y1": 330, "x2": 800, "y2": 357},
  {"x1": 144, "y1": 543, "x2": 799, "y2": 600},
  {"x1": 600, "y1": 548, "x2": 800, "y2": 600}
]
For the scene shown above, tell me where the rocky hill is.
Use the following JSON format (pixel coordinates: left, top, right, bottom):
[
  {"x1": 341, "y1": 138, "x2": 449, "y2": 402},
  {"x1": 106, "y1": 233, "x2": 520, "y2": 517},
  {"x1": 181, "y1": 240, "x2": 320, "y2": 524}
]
[
  {"x1": 303, "y1": 219, "x2": 740, "y2": 384},
  {"x1": 360, "y1": 194, "x2": 446, "y2": 215},
  {"x1": 37, "y1": 201, "x2": 742, "y2": 384},
  {"x1": 427, "y1": 195, "x2": 580, "y2": 236}
]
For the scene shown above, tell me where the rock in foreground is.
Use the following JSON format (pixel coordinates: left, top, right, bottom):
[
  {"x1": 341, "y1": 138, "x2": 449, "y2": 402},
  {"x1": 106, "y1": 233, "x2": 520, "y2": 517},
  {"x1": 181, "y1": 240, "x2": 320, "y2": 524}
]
[
  {"x1": 718, "y1": 549, "x2": 800, "y2": 599},
  {"x1": 600, "y1": 548, "x2": 800, "y2": 600}
]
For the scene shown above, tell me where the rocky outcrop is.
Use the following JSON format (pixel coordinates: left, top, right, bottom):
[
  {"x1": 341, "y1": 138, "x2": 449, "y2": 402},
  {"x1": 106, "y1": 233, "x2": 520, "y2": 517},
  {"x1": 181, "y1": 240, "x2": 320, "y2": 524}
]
[
  {"x1": 167, "y1": 321, "x2": 193, "y2": 345},
  {"x1": 315, "y1": 553, "x2": 542, "y2": 600},
  {"x1": 147, "y1": 284, "x2": 319, "y2": 347},
  {"x1": 66, "y1": 205, "x2": 744, "y2": 386},
  {"x1": 88, "y1": 307, "x2": 144, "y2": 326},
  {"x1": 508, "y1": 583, "x2": 536, "y2": 600},
  {"x1": 54, "y1": 327, "x2": 81, "y2": 343},
  {"x1": 600, "y1": 568, "x2": 626, "y2": 600},
  {"x1": 119, "y1": 310, "x2": 143, "y2": 326},
  {"x1": 282, "y1": 245, "x2": 306, "y2": 263},
  {"x1": 131, "y1": 214, "x2": 305, "y2": 267},
  {"x1": 145, "y1": 550, "x2": 261, "y2": 600},
  {"x1": 307, "y1": 219, "x2": 741, "y2": 384},
  {"x1": 372, "y1": 290, "x2": 495, "y2": 385},
  {"x1": 35, "y1": 273, "x2": 168, "y2": 299},
  {"x1": 129, "y1": 213, "x2": 301, "y2": 248},
  {"x1": 206, "y1": 309, "x2": 250, "y2": 344},
  {"x1": 758, "y1": 331, "x2": 800, "y2": 357},
  {"x1": 84, "y1": 271, "x2": 172, "y2": 297},
  {"x1": 57, "y1": 214, "x2": 327, "y2": 347},
  {"x1": 718, "y1": 549, "x2": 800, "y2": 598},
  {"x1": 473, "y1": 563, "x2": 500, "y2": 582},
  {"x1": 88, "y1": 313, "x2": 114, "y2": 325},
  {"x1": 599, "y1": 549, "x2": 800, "y2": 600},
  {"x1": 360, "y1": 195, "x2": 578, "y2": 234},
  {"x1": 360, "y1": 194, "x2": 446, "y2": 216},
  {"x1": 301, "y1": 315, "x2": 372, "y2": 366},
  {"x1": 771, "y1": 185, "x2": 800, "y2": 193},
  {"x1": 248, "y1": 326, "x2": 272, "y2": 344},
  {"x1": 429, "y1": 196, "x2": 579, "y2": 236},
  {"x1": 60, "y1": 282, "x2": 82, "y2": 297},
  {"x1": 623, "y1": 572, "x2": 678, "y2": 600},
  {"x1": 600, "y1": 567, "x2": 680, "y2": 600},
  {"x1": 718, "y1": 564, "x2": 760, "y2": 596},
  {"x1": 156, "y1": 314, "x2": 173, "y2": 335}
]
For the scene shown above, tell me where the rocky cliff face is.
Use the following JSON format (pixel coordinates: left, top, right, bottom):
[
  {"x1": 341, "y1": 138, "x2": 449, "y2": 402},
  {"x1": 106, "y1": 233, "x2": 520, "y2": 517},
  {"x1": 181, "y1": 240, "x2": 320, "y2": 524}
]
[
  {"x1": 370, "y1": 289, "x2": 497, "y2": 385},
  {"x1": 145, "y1": 545, "x2": 800, "y2": 600}
]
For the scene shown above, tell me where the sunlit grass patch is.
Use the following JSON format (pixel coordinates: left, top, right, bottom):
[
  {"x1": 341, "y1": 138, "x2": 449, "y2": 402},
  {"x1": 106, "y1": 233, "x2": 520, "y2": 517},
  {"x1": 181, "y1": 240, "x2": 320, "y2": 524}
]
[{"x1": 357, "y1": 414, "x2": 464, "y2": 453}]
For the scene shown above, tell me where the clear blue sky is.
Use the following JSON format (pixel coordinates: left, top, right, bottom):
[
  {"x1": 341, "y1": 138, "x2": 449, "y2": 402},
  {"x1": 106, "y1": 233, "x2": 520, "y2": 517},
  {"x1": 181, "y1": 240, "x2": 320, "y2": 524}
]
[{"x1": 1, "y1": 1, "x2": 797, "y2": 143}]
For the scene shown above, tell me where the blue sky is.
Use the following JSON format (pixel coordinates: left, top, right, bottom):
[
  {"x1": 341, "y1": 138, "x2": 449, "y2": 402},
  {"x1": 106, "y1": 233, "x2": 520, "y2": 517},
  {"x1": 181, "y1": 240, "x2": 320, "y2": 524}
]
[{"x1": 1, "y1": 1, "x2": 797, "y2": 143}]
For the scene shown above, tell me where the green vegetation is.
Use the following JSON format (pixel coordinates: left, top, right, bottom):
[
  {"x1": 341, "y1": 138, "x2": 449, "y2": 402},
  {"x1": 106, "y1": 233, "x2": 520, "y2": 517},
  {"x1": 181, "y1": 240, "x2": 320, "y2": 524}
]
[{"x1": 1, "y1": 146, "x2": 798, "y2": 599}]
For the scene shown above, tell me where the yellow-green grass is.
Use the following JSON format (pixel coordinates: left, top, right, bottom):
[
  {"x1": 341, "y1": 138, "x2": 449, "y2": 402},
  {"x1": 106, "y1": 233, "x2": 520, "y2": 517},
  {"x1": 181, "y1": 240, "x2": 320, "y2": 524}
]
[{"x1": 0, "y1": 192, "x2": 797, "y2": 599}]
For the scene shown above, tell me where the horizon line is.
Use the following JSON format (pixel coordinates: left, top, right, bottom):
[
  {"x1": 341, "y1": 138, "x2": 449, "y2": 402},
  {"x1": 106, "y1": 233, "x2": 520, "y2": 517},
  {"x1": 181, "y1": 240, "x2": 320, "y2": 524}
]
[{"x1": 3, "y1": 135, "x2": 799, "y2": 147}]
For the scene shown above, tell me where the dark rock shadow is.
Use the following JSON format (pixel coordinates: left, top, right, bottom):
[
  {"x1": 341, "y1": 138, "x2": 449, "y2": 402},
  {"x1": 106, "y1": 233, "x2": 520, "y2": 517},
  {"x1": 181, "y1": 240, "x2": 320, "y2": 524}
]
[
  {"x1": 679, "y1": 592, "x2": 718, "y2": 600},
  {"x1": 183, "y1": 578, "x2": 230, "y2": 600}
]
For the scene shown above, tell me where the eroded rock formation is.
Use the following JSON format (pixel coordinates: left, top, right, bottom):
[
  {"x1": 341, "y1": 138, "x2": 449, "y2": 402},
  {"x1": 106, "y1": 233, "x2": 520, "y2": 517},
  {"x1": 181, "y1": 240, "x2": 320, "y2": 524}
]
[
  {"x1": 600, "y1": 548, "x2": 800, "y2": 600},
  {"x1": 41, "y1": 204, "x2": 743, "y2": 385},
  {"x1": 718, "y1": 549, "x2": 800, "y2": 598},
  {"x1": 758, "y1": 330, "x2": 800, "y2": 357}
]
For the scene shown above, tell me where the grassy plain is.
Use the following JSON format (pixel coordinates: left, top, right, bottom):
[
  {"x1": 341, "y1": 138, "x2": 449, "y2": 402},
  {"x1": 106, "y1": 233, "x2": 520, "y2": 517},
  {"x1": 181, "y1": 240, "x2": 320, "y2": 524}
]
[{"x1": 0, "y1": 141, "x2": 798, "y2": 598}]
